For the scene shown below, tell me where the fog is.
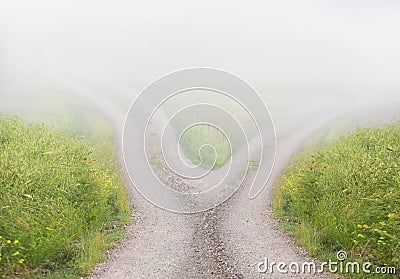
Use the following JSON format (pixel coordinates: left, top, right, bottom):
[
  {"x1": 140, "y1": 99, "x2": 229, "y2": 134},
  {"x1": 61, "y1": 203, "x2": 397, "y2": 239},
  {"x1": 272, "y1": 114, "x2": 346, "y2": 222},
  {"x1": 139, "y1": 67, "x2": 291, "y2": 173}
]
[{"x1": 1, "y1": 0, "x2": 400, "y2": 124}]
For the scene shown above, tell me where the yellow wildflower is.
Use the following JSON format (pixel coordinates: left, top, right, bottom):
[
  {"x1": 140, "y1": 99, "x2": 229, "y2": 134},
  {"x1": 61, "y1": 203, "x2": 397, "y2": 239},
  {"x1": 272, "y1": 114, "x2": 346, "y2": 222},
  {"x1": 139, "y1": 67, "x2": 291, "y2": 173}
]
[
  {"x1": 388, "y1": 213, "x2": 395, "y2": 219},
  {"x1": 353, "y1": 239, "x2": 358, "y2": 244},
  {"x1": 14, "y1": 240, "x2": 19, "y2": 245},
  {"x1": 357, "y1": 224, "x2": 363, "y2": 229},
  {"x1": 6, "y1": 240, "x2": 11, "y2": 244},
  {"x1": 18, "y1": 259, "x2": 24, "y2": 264},
  {"x1": 12, "y1": 251, "x2": 20, "y2": 257},
  {"x1": 357, "y1": 233, "x2": 365, "y2": 238},
  {"x1": 363, "y1": 225, "x2": 369, "y2": 229},
  {"x1": 379, "y1": 221, "x2": 386, "y2": 226}
]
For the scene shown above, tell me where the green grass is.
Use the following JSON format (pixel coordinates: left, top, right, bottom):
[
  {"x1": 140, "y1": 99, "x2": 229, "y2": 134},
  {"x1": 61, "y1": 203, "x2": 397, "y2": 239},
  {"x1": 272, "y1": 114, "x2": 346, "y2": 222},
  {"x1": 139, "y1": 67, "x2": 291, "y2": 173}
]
[
  {"x1": 0, "y1": 116, "x2": 129, "y2": 278},
  {"x1": 274, "y1": 124, "x2": 400, "y2": 278},
  {"x1": 161, "y1": 91, "x2": 258, "y2": 170},
  {"x1": 1, "y1": 77, "x2": 113, "y2": 138},
  {"x1": 180, "y1": 124, "x2": 231, "y2": 169}
]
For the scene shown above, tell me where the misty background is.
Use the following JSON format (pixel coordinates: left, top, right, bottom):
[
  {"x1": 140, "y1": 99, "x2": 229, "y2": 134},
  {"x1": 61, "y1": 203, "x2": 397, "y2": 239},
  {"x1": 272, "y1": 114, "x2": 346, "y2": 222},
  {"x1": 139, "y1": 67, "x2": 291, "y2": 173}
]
[{"x1": 1, "y1": 0, "x2": 400, "y2": 130}]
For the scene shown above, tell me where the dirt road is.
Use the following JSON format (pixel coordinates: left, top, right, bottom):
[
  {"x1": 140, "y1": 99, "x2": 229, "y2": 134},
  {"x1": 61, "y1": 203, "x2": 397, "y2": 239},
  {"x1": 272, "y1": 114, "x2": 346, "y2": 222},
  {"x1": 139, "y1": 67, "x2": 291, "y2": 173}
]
[{"x1": 55, "y1": 75, "x2": 397, "y2": 278}]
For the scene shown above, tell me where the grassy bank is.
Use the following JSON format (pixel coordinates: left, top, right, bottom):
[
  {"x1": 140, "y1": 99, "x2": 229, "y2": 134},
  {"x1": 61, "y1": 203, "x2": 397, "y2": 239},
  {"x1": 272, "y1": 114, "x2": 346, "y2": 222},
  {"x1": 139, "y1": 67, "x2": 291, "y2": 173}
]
[
  {"x1": 274, "y1": 124, "x2": 400, "y2": 277},
  {"x1": 162, "y1": 92, "x2": 257, "y2": 170},
  {"x1": 0, "y1": 116, "x2": 129, "y2": 278},
  {"x1": 180, "y1": 124, "x2": 231, "y2": 169}
]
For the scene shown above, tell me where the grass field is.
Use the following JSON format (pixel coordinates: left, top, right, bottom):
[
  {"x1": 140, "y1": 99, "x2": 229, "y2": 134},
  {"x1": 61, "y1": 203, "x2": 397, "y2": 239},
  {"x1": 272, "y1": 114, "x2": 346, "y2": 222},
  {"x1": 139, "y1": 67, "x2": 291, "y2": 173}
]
[
  {"x1": 0, "y1": 116, "x2": 129, "y2": 278},
  {"x1": 274, "y1": 124, "x2": 400, "y2": 277},
  {"x1": 180, "y1": 124, "x2": 231, "y2": 169},
  {"x1": 162, "y1": 91, "x2": 257, "y2": 170}
]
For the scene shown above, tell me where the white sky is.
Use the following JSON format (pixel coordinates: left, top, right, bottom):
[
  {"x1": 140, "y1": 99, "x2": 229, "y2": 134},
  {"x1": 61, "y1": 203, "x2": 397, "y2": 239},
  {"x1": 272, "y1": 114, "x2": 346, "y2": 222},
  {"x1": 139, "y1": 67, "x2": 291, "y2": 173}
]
[{"x1": 1, "y1": 0, "x2": 400, "y2": 100}]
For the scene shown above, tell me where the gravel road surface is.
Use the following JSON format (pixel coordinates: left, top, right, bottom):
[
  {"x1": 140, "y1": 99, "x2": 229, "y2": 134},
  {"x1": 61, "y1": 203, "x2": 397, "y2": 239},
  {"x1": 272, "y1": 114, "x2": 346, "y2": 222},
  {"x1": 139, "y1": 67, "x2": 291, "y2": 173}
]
[{"x1": 54, "y1": 75, "x2": 396, "y2": 279}]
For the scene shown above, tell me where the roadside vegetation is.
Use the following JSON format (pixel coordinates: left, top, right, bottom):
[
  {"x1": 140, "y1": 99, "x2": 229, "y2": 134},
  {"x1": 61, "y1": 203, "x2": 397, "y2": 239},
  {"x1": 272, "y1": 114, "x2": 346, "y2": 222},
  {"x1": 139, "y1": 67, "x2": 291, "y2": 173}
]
[
  {"x1": 274, "y1": 124, "x2": 400, "y2": 277},
  {"x1": 0, "y1": 116, "x2": 129, "y2": 278},
  {"x1": 164, "y1": 92, "x2": 257, "y2": 170},
  {"x1": 180, "y1": 124, "x2": 231, "y2": 169}
]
